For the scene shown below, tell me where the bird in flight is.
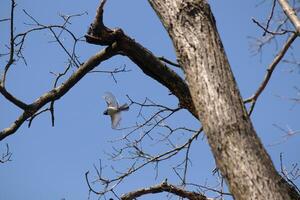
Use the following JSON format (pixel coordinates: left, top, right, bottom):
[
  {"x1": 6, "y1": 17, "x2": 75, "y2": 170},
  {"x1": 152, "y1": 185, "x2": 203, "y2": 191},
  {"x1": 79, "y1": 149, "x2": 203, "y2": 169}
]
[{"x1": 103, "y1": 92, "x2": 129, "y2": 129}]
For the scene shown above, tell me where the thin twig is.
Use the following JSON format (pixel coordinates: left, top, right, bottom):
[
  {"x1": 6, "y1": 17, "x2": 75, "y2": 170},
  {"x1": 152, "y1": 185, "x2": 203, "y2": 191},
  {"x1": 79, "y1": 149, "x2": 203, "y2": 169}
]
[
  {"x1": 0, "y1": 18, "x2": 10, "y2": 23},
  {"x1": 0, "y1": 144, "x2": 13, "y2": 163},
  {"x1": 88, "y1": 128, "x2": 202, "y2": 195},
  {"x1": 3, "y1": 0, "x2": 16, "y2": 87},
  {"x1": 244, "y1": 32, "x2": 297, "y2": 115},
  {"x1": 89, "y1": 65, "x2": 131, "y2": 83},
  {"x1": 252, "y1": 18, "x2": 288, "y2": 35},
  {"x1": 264, "y1": 0, "x2": 277, "y2": 36},
  {"x1": 279, "y1": 153, "x2": 300, "y2": 194}
]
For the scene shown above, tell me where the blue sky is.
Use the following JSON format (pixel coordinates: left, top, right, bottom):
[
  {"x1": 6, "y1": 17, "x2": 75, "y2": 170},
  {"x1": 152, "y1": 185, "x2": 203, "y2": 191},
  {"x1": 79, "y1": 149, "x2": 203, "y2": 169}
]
[{"x1": 0, "y1": 1, "x2": 299, "y2": 200}]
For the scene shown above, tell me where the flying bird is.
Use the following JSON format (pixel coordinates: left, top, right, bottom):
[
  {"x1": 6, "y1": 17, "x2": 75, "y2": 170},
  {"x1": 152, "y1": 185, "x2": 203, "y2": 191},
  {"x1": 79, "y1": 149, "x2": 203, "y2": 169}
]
[{"x1": 103, "y1": 92, "x2": 129, "y2": 129}]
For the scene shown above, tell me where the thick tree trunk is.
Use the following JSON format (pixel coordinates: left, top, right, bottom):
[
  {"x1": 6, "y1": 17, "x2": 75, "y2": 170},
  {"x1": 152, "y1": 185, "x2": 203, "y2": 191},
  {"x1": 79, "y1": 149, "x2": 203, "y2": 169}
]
[{"x1": 148, "y1": 0, "x2": 296, "y2": 199}]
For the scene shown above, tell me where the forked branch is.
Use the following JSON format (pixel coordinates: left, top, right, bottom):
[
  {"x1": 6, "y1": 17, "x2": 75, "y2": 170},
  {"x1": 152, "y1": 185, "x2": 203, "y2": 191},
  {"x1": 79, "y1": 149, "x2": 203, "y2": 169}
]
[
  {"x1": 85, "y1": 0, "x2": 197, "y2": 118},
  {"x1": 0, "y1": 44, "x2": 119, "y2": 141},
  {"x1": 244, "y1": 32, "x2": 297, "y2": 115},
  {"x1": 1, "y1": 0, "x2": 198, "y2": 141}
]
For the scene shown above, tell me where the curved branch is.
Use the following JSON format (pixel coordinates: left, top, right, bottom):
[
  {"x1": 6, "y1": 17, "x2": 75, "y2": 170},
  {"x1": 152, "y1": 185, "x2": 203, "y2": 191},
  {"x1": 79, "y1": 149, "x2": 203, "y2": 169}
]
[
  {"x1": 85, "y1": 0, "x2": 197, "y2": 119},
  {"x1": 244, "y1": 32, "x2": 297, "y2": 115},
  {"x1": 0, "y1": 83, "x2": 29, "y2": 109},
  {"x1": 0, "y1": 44, "x2": 119, "y2": 141},
  {"x1": 0, "y1": 144, "x2": 13, "y2": 163},
  {"x1": 85, "y1": 171, "x2": 103, "y2": 195},
  {"x1": 121, "y1": 181, "x2": 207, "y2": 200}
]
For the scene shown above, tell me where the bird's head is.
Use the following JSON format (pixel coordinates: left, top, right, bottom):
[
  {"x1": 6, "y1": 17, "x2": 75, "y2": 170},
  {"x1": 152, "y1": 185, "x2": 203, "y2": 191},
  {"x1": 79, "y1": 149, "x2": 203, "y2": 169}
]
[{"x1": 103, "y1": 110, "x2": 108, "y2": 115}]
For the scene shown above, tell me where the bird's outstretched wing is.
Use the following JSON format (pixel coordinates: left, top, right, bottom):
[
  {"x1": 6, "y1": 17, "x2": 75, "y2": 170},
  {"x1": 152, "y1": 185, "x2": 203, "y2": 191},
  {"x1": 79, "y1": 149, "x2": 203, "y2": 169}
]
[
  {"x1": 111, "y1": 112, "x2": 121, "y2": 129},
  {"x1": 103, "y1": 92, "x2": 119, "y2": 107}
]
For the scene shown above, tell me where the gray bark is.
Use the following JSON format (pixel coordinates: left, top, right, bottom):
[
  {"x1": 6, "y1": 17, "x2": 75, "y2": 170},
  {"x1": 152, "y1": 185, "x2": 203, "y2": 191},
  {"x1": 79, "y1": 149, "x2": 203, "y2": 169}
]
[{"x1": 148, "y1": 0, "x2": 297, "y2": 199}]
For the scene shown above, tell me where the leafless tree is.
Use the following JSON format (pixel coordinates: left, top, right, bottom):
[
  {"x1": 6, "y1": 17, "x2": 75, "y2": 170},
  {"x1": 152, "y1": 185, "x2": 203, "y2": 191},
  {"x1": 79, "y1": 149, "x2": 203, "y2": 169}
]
[{"x1": 1, "y1": 0, "x2": 300, "y2": 200}]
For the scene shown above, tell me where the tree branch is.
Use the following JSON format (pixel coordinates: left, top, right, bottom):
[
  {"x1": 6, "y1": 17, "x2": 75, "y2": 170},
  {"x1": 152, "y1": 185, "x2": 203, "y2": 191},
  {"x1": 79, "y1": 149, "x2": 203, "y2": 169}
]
[
  {"x1": 0, "y1": 82, "x2": 29, "y2": 110},
  {"x1": 85, "y1": 0, "x2": 197, "y2": 119},
  {"x1": 0, "y1": 144, "x2": 12, "y2": 163},
  {"x1": 86, "y1": 128, "x2": 202, "y2": 196},
  {"x1": 264, "y1": 0, "x2": 277, "y2": 36},
  {"x1": 0, "y1": 44, "x2": 119, "y2": 141},
  {"x1": 3, "y1": 0, "x2": 16, "y2": 87},
  {"x1": 118, "y1": 35, "x2": 197, "y2": 117},
  {"x1": 278, "y1": 0, "x2": 300, "y2": 34},
  {"x1": 121, "y1": 181, "x2": 208, "y2": 200},
  {"x1": 244, "y1": 32, "x2": 297, "y2": 115},
  {"x1": 251, "y1": 18, "x2": 288, "y2": 35}
]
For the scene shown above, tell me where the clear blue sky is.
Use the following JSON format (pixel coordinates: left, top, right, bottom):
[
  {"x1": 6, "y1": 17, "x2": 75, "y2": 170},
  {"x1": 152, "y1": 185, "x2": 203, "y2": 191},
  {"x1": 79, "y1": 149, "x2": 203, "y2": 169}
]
[{"x1": 1, "y1": 1, "x2": 299, "y2": 200}]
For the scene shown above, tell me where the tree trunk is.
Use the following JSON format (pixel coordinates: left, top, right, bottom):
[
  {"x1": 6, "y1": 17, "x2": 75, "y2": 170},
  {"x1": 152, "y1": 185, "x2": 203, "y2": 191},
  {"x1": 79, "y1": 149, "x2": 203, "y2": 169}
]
[{"x1": 148, "y1": 0, "x2": 296, "y2": 199}]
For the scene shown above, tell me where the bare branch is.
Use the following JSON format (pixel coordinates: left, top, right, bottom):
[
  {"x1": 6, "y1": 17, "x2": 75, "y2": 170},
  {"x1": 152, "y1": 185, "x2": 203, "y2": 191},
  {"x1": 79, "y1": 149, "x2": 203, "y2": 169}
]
[
  {"x1": 120, "y1": 181, "x2": 208, "y2": 200},
  {"x1": 85, "y1": 0, "x2": 116, "y2": 46},
  {"x1": 280, "y1": 153, "x2": 300, "y2": 198},
  {"x1": 85, "y1": 0, "x2": 197, "y2": 119},
  {"x1": 186, "y1": 182, "x2": 232, "y2": 197},
  {"x1": 18, "y1": 10, "x2": 81, "y2": 67},
  {"x1": 252, "y1": 18, "x2": 288, "y2": 35},
  {"x1": 116, "y1": 95, "x2": 183, "y2": 140},
  {"x1": 0, "y1": 44, "x2": 119, "y2": 141},
  {"x1": 251, "y1": 0, "x2": 286, "y2": 36},
  {"x1": 48, "y1": 27, "x2": 81, "y2": 68},
  {"x1": 0, "y1": 18, "x2": 10, "y2": 23},
  {"x1": 278, "y1": 0, "x2": 300, "y2": 34},
  {"x1": 0, "y1": 82, "x2": 29, "y2": 109},
  {"x1": 2, "y1": 0, "x2": 16, "y2": 86},
  {"x1": 0, "y1": 144, "x2": 13, "y2": 163},
  {"x1": 282, "y1": 54, "x2": 300, "y2": 73},
  {"x1": 183, "y1": 139, "x2": 192, "y2": 185},
  {"x1": 89, "y1": 65, "x2": 130, "y2": 74},
  {"x1": 87, "y1": 128, "x2": 202, "y2": 196},
  {"x1": 1, "y1": 0, "x2": 197, "y2": 141},
  {"x1": 47, "y1": 63, "x2": 73, "y2": 127},
  {"x1": 89, "y1": 65, "x2": 131, "y2": 83},
  {"x1": 57, "y1": 12, "x2": 88, "y2": 38},
  {"x1": 244, "y1": 32, "x2": 297, "y2": 115},
  {"x1": 27, "y1": 108, "x2": 51, "y2": 128},
  {"x1": 85, "y1": 171, "x2": 103, "y2": 195},
  {"x1": 264, "y1": 0, "x2": 277, "y2": 36},
  {"x1": 249, "y1": 13, "x2": 290, "y2": 57},
  {"x1": 268, "y1": 124, "x2": 300, "y2": 146}
]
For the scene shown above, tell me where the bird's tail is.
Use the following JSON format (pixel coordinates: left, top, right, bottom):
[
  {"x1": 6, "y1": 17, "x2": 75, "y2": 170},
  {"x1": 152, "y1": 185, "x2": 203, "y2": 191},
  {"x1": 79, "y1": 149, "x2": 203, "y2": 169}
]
[{"x1": 119, "y1": 103, "x2": 129, "y2": 111}]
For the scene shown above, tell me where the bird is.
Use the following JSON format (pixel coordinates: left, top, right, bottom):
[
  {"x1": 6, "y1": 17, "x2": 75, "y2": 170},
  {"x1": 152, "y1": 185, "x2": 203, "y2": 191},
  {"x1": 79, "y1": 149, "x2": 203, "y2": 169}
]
[{"x1": 103, "y1": 92, "x2": 129, "y2": 129}]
